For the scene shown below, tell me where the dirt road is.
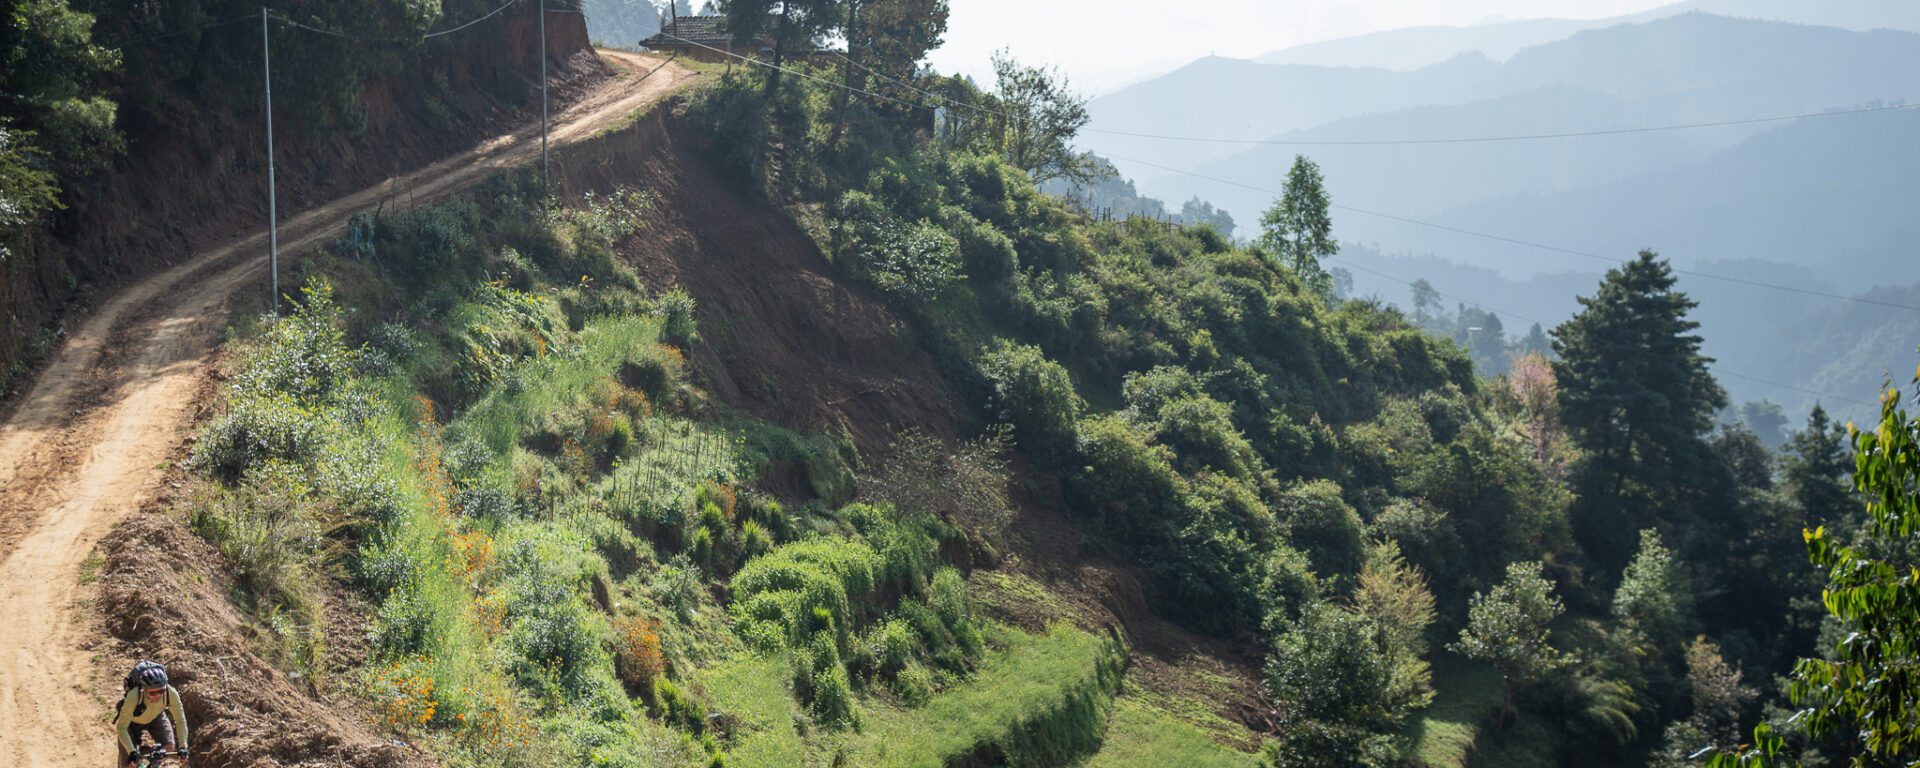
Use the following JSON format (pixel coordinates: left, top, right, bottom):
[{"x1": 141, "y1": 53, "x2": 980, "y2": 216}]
[{"x1": 0, "y1": 50, "x2": 694, "y2": 768}]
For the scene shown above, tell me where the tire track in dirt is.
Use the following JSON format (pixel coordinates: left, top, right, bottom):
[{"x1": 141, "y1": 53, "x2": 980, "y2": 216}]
[{"x1": 0, "y1": 51, "x2": 694, "y2": 768}]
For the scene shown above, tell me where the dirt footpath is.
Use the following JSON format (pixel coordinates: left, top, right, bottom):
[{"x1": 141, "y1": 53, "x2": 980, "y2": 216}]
[{"x1": 0, "y1": 51, "x2": 695, "y2": 768}]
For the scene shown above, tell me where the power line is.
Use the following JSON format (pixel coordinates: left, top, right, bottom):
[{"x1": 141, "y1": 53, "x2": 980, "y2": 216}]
[
  {"x1": 1716, "y1": 370, "x2": 1876, "y2": 407},
  {"x1": 1340, "y1": 255, "x2": 1877, "y2": 407},
  {"x1": 118, "y1": 13, "x2": 255, "y2": 45},
  {"x1": 1084, "y1": 102, "x2": 1920, "y2": 146},
  {"x1": 1095, "y1": 150, "x2": 1920, "y2": 314},
  {"x1": 654, "y1": 32, "x2": 935, "y2": 114},
  {"x1": 268, "y1": 0, "x2": 522, "y2": 42}
]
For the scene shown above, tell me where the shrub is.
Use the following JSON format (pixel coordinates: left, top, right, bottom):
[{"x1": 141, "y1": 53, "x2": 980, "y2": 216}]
[
  {"x1": 938, "y1": 205, "x2": 1018, "y2": 284},
  {"x1": 191, "y1": 392, "x2": 335, "y2": 482},
  {"x1": 656, "y1": 288, "x2": 698, "y2": 344},
  {"x1": 977, "y1": 340, "x2": 1083, "y2": 465},
  {"x1": 651, "y1": 553, "x2": 704, "y2": 621},
  {"x1": 892, "y1": 663, "x2": 935, "y2": 707},
  {"x1": 369, "y1": 585, "x2": 438, "y2": 657},
  {"x1": 831, "y1": 191, "x2": 963, "y2": 301},
  {"x1": 612, "y1": 615, "x2": 666, "y2": 705},
  {"x1": 729, "y1": 537, "x2": 881, "y2": 651},
  {"x1": 1278, "y1": 479, "x2": 1367, "y2": 582}
]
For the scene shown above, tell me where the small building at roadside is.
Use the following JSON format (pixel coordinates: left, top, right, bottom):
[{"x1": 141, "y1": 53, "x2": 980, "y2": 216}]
[{"x1": 638, "y1": 14, "x2": 832, "y2": 63}]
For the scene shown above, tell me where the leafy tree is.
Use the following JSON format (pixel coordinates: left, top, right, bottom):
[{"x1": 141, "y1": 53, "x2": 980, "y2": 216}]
[
  {"x1": 1716, "y1": 423, "x2": 1776, "y2": 492},
  {"x1": 977, "y1": 339, "x2": 1082, "y2": 465},
  {"x1": 1410, "y1": 278, "x2": 1445, "y2": 331},
  {"x1": 1553, "y1": 250, "x2": 1728, "y2": 569},
  {"x1": 1686, "y1": 635, "x2": 1759, "y2": 750},
  {"x1": 827, "y1": 0, "x2": 946, "y2": 145},
  {"x1": 1454, "y1": 305, "x2": 1507, "y2": 375},
  {"x1": 847, "y1": 0, "x2": 946, "y2": 79},
  {"x1": 1264, "y1": 602, "x2": 1398, "y2": 767},
  {"x1": 720, "y1": 0, "x2": 843, "y2": 96},
  {"x1": 1277, "y1": 479, "x2": 1365, "y2": 581},
  {"x1": 978, "y1": 50, "x2": 1100, "y2": 186},
  {"x1": 1514, "y1": 322, "x2": 1553, "y2": 362},
  {"x1": 1178, "y1": 196, "x2": 1236, "y2": 237},
  {"x1": 1257, "y1": 155, "x2": 1337, "y2": 298},
  {"x1": 0, "y1": 124, "x2": 55, "y2": 261},
  {"x1": 1738, "y1": 400, "x2": 1790, "y2": 451},
  {"x1": 1509, "y1": 351, "x2": 1571, "y2": 479},
  {"x1": 1450, "y1": 560, "x2": 1570, "y2": 724},
  {"x1": 1350, "y1": 540, "x2": 1436, "y2": 712}
]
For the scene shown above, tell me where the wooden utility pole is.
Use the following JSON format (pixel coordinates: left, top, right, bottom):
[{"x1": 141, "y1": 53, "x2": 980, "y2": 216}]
[
  {"x1": 540, "y1": 0, "x2": 549, "y2": 187},
  {"x1": 262, "y1": 6, "x2": 279, "y2": 314}
]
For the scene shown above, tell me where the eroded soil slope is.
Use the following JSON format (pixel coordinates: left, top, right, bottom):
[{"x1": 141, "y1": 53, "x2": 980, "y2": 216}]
[
  {"x1": 555, "y1": 111, "x2": 963, "y2": 453},
  {"x1": 555, "y1": 111, "x2": 1275, "y2": 741}
]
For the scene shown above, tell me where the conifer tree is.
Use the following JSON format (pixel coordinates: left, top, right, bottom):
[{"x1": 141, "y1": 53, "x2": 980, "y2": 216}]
[{"x1": 1552, "y1": 251, "x2": 1727, "y2": 568}]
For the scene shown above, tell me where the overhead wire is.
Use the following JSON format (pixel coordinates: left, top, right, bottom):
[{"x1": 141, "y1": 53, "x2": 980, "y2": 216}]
[
  {"x1": 118, "y1": 13, "x2": 256, "y2": 45},
  {"x1": 836, "y1": 49, "x2": 1920, "y2": 318},
  {"x1": 1083, "y1": 102, "x2": 1920, "y2": 146},
  {"x1": 268, "y1": 0, "x2": 523, "y2": 42},
  {"x1": 1095, "y1": 149, "x2": 1920, "y2": 314}
]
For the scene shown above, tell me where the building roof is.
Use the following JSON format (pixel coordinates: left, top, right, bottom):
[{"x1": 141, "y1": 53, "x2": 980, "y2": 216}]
[{"x1": 640, "y1": 15, "x2": 745, "y2": 49}]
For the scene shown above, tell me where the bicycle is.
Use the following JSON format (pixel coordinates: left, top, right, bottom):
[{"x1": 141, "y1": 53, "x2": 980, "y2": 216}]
[{"x1": 127, "y1": 744, "x2": 187, "y2": 768}]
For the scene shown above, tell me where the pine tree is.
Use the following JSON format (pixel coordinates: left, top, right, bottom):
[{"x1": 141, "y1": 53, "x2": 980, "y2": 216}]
[
  {"x1": 1552, "y1": 251, "x2": 1728, "y2": 568},
  {"x1": 1781, "y1": 404, "x2": 1853, "y2": 530}
]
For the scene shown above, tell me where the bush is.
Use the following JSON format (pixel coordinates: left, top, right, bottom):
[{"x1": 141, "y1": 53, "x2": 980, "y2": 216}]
[
  {"x1": 938, "y1": 205, "x2": 1018, "y2": 284},
  {"x1": 729, "y1": 537, "x2": 880, "y2": 650},
  {"x1": 892, "y1": 663, "x2": 935, "y2": 707},
  {"x1": 830, "y1": 191, "x2": 963, "y2": 301},
  {"x1": 369, "y1": 585, "x2": 438, "y2": 657},
  {"x1": 612, "y1": 615, "x2": 666, "y2": 705},
  {"x1": 656, "y1": 288, "x2": 698, "y2": 344},
  {"x1": 978, "y1": 340, "x2": 1083, "y2": 465},
  {"x1": 1278, "y1": 479, "x2": 1367, "y2": 582}
]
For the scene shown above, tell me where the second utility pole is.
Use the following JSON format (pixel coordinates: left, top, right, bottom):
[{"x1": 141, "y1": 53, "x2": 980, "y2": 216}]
[
  {"x1": 540, "y1": 2, "x2": 549, "y2": 186},
  {"x1": 262, "y1": 6, "x2": 279, "y2": 315}
]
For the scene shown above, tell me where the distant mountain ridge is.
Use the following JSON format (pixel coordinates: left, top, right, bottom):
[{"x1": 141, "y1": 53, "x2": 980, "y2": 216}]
[
  {"x1": 1255, "y1": 0, "x2": 1920, "y2": 71},
  {"x1": 1088, "y1": 13, "x2": 1920, "y2": 278}
]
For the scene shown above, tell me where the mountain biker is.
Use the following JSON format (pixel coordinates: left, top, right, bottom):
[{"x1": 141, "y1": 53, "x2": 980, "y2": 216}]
[{"x1": 113, "y1": 663, "x2": 189, "y2": 767}]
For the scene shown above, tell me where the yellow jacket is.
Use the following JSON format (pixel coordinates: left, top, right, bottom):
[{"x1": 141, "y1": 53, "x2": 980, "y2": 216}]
[{"x1": 112, "y1": 685, "x2": 189, "y2": 753}]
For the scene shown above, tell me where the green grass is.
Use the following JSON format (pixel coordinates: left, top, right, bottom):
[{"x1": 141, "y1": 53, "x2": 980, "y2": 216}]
[
  {"x1": 1401, "y1": 654, "x2": 1505, "y2": 768},
  {"x1": 702, "y1": 655, "x2": 806, "y2": 766},
  {"x1": 1083, "y1": 694, "x2": 1259, "y2": 768},
  {"x1": 844, "y1": 623, "x2": 1124, "y2": 768},
  {"x1": 707, "y1": 622, "x2": 1125, "y2": 768},
  {"x1": 968, "y1": 569, "x2": 1073, "y2": 624}
]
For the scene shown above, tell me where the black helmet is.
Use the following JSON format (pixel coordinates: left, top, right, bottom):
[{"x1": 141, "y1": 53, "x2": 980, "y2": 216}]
[{"x1": 137, "y1": 665, "x2": 169, "y2": 689}]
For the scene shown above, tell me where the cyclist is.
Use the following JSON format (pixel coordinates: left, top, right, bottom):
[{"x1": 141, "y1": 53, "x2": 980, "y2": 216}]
[{"x1": 113, "y1": 663, "x2": 189, "y2": 767}]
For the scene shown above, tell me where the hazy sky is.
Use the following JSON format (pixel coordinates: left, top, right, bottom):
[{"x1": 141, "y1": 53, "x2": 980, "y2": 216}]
[{"x1": 925, "y1": 0, "x2": 1678, "y2": 92}]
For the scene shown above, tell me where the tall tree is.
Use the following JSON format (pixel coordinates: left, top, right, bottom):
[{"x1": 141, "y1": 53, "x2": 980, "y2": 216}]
[
  {"x1": 827, "y1": 0, "x2": 947, "y2": 145},
  {"x1": 1258, "y1": 155, "x2": 1337, "y2": 298},
  {"x1": 1552, "y1": 251, "x2": 1727, "y2": 568},
  {"x1": 982, "y1": 50, "x2": 1099, "y2": 186},
  {"x1": 720, "y1": 0, "x2": 842, "y2": 97}
]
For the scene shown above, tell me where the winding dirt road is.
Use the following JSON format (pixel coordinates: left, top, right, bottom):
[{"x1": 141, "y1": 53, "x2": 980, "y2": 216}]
[{"x1": 0, "y1": 50, "x2": 693, "y2": 768}]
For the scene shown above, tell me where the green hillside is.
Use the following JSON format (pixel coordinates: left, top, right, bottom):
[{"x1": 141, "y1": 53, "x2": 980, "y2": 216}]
[{"x1": 62, "y1": 4, "x2": 1917, "y2": 768}]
